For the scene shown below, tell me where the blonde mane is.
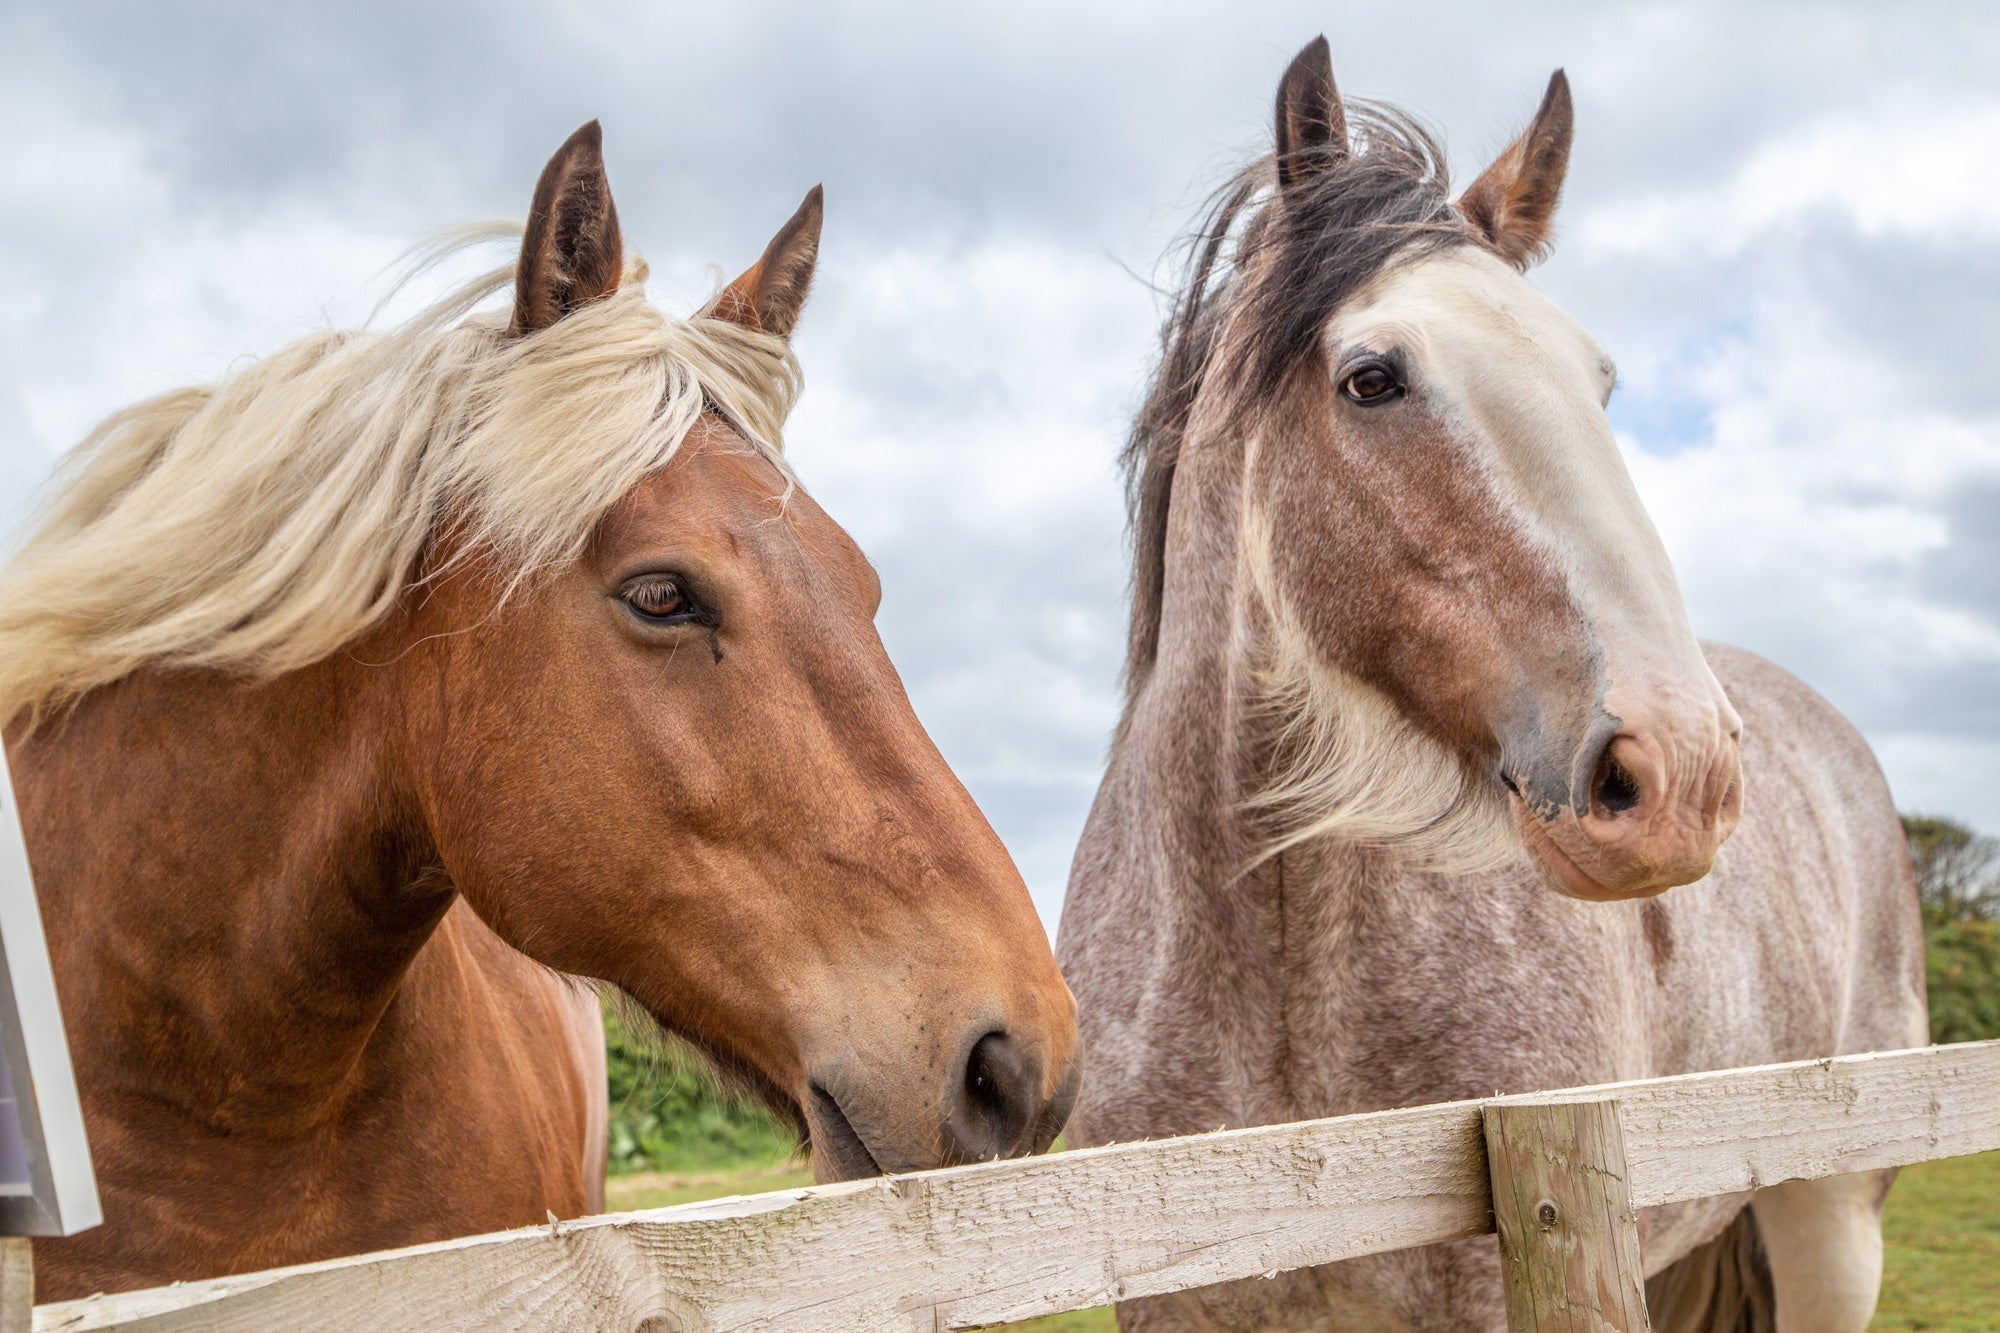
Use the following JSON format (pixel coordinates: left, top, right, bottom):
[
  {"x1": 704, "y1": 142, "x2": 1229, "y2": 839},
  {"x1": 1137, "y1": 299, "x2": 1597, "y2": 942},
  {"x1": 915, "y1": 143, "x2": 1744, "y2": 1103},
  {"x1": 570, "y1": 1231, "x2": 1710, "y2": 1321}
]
[{"x1": 0, "y1": 232, "x2": 802, "y2": 728}]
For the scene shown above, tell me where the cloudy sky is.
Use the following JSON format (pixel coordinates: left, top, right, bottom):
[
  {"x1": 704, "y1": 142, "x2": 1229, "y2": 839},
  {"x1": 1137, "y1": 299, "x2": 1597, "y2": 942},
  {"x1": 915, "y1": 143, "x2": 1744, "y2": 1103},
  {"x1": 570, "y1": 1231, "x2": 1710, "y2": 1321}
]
[{"x1": 4, "y1": 2, "x2": 1996, "y2": 928}]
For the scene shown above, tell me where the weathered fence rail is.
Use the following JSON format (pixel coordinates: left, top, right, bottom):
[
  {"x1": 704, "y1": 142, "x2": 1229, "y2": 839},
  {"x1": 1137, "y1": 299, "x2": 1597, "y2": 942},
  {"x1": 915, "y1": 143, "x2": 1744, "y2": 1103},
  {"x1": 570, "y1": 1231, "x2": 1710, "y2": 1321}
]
[{"x1": 33, "y1": 1040, "x2": 2000, "y2": 1332}]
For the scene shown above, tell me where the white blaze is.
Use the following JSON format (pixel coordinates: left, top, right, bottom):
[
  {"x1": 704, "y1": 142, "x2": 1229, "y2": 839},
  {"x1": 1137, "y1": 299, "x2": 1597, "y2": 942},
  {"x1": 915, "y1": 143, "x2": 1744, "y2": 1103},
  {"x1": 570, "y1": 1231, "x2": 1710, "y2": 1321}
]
[{"x1": 1326, "y1": 246, "x2": 1736, "y2": 775}]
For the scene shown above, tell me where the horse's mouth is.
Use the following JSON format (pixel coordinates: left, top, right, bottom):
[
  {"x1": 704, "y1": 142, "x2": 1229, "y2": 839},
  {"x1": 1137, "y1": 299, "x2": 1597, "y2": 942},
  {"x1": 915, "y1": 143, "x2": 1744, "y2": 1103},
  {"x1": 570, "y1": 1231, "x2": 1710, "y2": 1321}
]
[
  {"x1": 1511, "y1": 792, "x2": 1657, "y2": 902},
  {"x1": 806, "y1": 1083, "x2": 886, "y2": 1182}
]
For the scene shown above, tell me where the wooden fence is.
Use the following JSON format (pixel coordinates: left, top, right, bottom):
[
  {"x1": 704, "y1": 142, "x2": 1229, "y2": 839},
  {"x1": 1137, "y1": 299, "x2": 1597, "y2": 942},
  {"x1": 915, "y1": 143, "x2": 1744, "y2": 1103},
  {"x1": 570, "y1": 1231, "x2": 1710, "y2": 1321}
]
[{"x1": 32, "y1": 1040, "x2": 2000, "y2": 1332}]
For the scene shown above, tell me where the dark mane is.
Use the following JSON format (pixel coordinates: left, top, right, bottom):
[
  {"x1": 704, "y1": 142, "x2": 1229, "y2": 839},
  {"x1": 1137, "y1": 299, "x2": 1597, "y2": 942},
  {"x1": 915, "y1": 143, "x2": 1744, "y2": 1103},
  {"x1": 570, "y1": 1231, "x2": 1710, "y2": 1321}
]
[{"x1": 1120, "y1": 104, "x2": 1467, "y2": 705}]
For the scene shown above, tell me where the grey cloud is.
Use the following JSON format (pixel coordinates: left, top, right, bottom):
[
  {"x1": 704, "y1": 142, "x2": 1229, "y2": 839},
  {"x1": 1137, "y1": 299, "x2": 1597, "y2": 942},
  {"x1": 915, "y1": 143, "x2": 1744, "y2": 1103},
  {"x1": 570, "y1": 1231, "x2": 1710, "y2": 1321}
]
[
  {"x1": 1925, "y1": 482, "x2": 2000, "y2": 624},
  {"x1": 1799, "y1": 234, "x2": 2000, "y2": 414},
  {"x1": 26, "y1": 2, "x2": 1992, "y2": 255}
]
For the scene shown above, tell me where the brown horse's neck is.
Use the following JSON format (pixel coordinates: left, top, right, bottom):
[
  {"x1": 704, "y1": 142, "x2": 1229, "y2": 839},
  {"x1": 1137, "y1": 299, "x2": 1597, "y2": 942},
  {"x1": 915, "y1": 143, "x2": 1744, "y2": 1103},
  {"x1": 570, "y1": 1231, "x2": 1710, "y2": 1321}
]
[{"x1": 9, "y1": 654, "x2": 446, "y2": 1127}]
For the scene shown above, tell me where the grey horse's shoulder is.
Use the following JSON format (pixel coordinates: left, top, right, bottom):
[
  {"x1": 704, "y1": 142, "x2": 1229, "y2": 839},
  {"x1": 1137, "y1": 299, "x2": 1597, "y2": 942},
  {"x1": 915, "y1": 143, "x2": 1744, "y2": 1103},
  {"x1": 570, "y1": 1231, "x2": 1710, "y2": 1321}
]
[
  {"x1": 1698, "y1": 641, "x2": 1907, "y2": 880},
  {"x1": 1699, "y1": 639, "x2": 1808, "y2": 694}
]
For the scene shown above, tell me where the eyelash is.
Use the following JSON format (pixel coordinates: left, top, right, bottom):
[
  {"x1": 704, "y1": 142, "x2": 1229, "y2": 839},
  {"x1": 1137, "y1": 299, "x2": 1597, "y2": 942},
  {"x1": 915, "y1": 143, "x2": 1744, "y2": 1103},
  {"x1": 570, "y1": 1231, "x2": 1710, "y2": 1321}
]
[{"x1": 619, "y1": 576, "x2": 714, "y2": 627}]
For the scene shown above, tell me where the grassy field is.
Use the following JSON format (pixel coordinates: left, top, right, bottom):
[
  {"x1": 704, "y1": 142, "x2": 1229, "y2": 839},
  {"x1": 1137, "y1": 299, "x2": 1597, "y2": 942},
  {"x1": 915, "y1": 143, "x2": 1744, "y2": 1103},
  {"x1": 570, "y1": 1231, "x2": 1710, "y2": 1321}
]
[
  {"x1": 1875, "y1": 1149, "x2": 2000, "y2": 1331},
  {"x1": 605, "y1": 1150, "x2": 1999, "y2": 1329}
]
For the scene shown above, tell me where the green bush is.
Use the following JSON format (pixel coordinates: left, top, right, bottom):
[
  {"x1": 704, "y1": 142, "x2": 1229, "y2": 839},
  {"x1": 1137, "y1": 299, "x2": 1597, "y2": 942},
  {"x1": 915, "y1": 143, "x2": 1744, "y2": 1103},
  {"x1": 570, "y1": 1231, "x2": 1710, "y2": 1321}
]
[
  {"x1": 1902, "y1": 814, "x2": 2000, "y2": 1046},
  {"x1": 1926, "y1": 916, "x2": 2000, "y2": 1045},
  {"x1": 602, "y1": 1002, "x2": 798, "y2": 1176}
]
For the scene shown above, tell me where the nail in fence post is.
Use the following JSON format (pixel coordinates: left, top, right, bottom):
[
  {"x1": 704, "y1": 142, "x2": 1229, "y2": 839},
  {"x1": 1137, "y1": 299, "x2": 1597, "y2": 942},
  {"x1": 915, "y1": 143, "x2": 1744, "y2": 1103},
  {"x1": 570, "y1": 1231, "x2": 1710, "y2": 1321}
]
[{"x1": 1482, "y1": 1098, "x2": 1649, "y2": 1332}]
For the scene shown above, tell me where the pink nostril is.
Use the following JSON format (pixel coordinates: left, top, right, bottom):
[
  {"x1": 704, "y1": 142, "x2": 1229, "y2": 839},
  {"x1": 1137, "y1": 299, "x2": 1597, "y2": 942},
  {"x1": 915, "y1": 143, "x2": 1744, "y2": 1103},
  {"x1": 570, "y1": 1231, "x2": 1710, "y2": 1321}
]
[
  {"x1": 1593, "y1": 753, "x2": 1643, "y2": 815},
  {"x1": 1583, "y1": 734, "x2": 1670, "y2": 828}
]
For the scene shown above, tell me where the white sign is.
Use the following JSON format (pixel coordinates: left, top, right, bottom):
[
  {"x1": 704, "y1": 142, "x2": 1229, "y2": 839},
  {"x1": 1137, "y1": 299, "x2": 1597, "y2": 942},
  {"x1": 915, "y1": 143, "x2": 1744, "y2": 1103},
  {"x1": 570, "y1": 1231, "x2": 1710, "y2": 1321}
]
[{"x1": 0, "y1": 746, "x2": 99, "y2": 1236}]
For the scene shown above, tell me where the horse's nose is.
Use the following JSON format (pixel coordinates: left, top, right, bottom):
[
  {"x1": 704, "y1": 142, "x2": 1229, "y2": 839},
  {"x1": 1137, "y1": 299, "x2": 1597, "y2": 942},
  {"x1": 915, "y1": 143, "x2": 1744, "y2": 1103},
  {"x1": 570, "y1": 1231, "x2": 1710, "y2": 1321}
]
[
  {"x1": 1581, "y1": 724, "x2": 1740, "y2": 860},
  {"x1": 803, "y1": 1022, "x2": 1078, "y2": 1179},
  {"x1": 942, "y1": 1029, "x2": 1074, "y2": 1164},
  {"x1": 1524, "y1": 716, "x2": 1742, "y2": 900}
]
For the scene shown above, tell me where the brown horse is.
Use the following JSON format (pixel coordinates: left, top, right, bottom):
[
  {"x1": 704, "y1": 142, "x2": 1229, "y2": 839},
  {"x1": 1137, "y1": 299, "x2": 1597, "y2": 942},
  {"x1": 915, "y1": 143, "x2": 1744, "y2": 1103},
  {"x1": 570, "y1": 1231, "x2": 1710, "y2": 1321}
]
[
  {"x1": 5, "y1": 123, "x2": 1079, "y2": 1301},
  {"x1": 1058, "y1": 40, "x2": 1925, "y2": 1333}
]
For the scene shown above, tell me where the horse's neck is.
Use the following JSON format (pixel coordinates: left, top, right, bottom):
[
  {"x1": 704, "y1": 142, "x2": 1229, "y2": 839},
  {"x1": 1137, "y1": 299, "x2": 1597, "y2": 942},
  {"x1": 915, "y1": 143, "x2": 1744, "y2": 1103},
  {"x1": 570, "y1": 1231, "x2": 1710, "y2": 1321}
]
[
  {"x1": 10, "y1": 659, "x2": 448, "y2": 1127},
  {"x1": 1118, "y1": 428, "x2": 1340, "y2": 898},
  {"x1": 1088, "y1": 438, "x2": 1419, "y2": 1125},
  {"x1": 1093, "y1": 648, "x2": 1385, "y2": 1131}
]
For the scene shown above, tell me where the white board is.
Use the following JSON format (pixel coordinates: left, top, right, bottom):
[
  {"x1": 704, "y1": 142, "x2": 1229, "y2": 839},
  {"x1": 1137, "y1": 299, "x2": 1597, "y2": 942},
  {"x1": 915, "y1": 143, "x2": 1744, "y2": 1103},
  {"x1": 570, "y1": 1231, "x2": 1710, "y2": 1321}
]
[{"x1": 0, "y1": 745, "x2": 99, "y2": 1236}]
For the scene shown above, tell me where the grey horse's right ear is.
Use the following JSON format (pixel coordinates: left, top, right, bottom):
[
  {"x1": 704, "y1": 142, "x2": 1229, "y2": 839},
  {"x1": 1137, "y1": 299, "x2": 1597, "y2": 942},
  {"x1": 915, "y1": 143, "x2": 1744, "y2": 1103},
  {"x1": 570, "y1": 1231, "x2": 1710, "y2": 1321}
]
[
  {"x1": 1458, "y1": 71, "x2": 1575, "y2": 270},
  {"x1": 1274, "y1": 36, "x2": 1349, "y2": 194}
]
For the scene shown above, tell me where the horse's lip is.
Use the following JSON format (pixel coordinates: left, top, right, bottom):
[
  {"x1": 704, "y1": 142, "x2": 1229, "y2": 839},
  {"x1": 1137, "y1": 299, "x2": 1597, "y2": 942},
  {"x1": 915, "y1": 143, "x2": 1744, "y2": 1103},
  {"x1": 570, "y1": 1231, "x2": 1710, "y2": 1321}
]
[
  {"x1": 806, "y1": 1083, "x2": 885, "y2": 1181},
  {"x1": 1510, "y1": 792, "x2": 1641, "y2": 902}
]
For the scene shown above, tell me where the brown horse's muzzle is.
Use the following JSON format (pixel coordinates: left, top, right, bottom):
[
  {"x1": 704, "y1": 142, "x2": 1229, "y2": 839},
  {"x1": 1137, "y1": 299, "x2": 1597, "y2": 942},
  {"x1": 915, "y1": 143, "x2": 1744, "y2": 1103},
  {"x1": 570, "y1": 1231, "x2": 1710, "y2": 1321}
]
[
  {"x1": 1513, "y1": 698, "x2": 1744, "y2": 901},
  {"x1": 798, "y1": 988, "x2": 1082, "y2": 1180}
]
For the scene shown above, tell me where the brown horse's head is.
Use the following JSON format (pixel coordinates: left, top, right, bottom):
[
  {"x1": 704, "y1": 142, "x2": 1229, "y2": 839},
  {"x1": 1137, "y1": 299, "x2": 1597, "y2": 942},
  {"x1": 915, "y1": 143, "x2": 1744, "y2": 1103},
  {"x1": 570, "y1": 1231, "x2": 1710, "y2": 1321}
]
[
  {"x1": 1135, "y1": 41, "x2": 1740, "y2": 899},
  {"x1": 391, "y1": 125, "x2": 1076, "y2": 1176}
]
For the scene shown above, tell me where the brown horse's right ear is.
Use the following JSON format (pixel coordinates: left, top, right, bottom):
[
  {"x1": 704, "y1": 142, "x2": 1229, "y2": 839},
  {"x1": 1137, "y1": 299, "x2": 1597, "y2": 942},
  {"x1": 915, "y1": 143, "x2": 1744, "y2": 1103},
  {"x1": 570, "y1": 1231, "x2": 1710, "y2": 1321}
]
[
  {"x1": 508, "y1": 121, "x2": 624, "y2": 337},
  {"x1": 711, "y1": 186, "x2": 823, "y2": 340},
  {"x1": 1458, "y1": 72, "x2": 1574, "y2": 270},
  {"x1": 1274, "y1": 35, "x2": 1348, "y2": 194}
]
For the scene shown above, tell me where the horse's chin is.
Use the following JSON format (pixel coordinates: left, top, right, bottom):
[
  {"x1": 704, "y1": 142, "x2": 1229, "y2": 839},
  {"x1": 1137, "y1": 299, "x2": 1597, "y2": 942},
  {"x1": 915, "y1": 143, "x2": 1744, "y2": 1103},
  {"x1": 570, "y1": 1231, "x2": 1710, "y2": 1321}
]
[
  {"x1": 805, "y1": 1084, "x2": 888, "y2": 1183},
  {"x1": 1510, "y1": 793, "x2": 1702, "y2": 902}
]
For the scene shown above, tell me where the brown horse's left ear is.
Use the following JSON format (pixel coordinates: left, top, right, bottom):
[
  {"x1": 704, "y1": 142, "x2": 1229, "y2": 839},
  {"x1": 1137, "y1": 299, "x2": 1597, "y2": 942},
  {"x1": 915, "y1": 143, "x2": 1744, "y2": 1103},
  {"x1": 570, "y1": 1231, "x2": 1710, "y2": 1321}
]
[
  {"x1": 1458, "y1": 71, "x2": 1574, "y2": 270},
  {"x1": 508, "y1": 120, "x2": 624, "y2": 337},
  {"x1": 711, "y1": 185, "x2": 823, "y2": 339}
]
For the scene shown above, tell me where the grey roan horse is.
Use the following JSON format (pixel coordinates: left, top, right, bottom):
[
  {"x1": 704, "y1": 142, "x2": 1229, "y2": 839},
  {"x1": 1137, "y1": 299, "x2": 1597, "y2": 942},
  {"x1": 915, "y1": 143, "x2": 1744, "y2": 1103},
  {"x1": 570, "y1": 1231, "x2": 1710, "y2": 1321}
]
[{"x1": 1057, "y1": 38, "x2": 1925, "y2": 1332}]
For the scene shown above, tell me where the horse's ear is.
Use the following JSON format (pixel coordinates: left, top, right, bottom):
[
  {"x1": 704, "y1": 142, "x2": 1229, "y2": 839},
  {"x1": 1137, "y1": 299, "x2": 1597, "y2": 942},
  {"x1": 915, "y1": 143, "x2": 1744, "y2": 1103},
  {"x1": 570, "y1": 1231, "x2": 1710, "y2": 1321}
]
[
  {"x1": 1458, "y1": 71, "x2": 1574, "y2": 270},
  {"x1": 1274, "y1": 35, "x2": 1348, "y2": 194},
  {"x1": 711, "y1": 186, "x2": 823, "y2": 340},
  {"x1": 508, "y1": 120, "x2": 624, "y2": 337}
]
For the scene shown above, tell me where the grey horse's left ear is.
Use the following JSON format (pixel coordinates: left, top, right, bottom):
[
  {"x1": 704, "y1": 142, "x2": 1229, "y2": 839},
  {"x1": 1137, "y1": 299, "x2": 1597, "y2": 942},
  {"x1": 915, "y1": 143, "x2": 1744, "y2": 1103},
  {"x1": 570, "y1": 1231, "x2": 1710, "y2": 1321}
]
[
  {"x1": 1274, "y1": 36, "x2": 1349, "y2": 195},
  {"x1": 1458, "y1": 71, "x2": 1574, "y2": 269}
]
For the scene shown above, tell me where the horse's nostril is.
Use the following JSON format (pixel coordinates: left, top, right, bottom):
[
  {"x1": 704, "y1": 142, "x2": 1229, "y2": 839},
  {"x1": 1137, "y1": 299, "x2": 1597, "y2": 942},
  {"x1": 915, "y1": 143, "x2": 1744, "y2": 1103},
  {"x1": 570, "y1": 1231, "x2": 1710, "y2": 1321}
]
[
  {"x1": 965, "y1": 1035, "x2": 1007, "y2": 1118},
  {"x1": 1594, "y1": 753, "x2": 1642, "y2": 815},
  {"x1": 947, "y1": 1030, "x2": 1037, "y2": 1164}
]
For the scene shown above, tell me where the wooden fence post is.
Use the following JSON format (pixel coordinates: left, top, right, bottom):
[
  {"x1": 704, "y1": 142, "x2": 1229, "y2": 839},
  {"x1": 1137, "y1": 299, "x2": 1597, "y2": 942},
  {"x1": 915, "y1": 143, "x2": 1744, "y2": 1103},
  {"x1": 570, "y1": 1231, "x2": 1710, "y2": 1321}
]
[
  {"x1": 0, "y1": 1237, "x2": 29, "y2": 1333},
  {"x1": 1482, "y1": 1098, "x2": 1649, "y2": 1332}
]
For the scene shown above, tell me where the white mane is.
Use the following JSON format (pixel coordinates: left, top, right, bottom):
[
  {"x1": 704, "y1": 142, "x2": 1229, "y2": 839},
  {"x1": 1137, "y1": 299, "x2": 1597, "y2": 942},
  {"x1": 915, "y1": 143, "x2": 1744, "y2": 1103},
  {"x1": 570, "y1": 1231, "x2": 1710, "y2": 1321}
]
[{"x1": 1241, "y1": 504, "x2": 1517, "y2": 874}]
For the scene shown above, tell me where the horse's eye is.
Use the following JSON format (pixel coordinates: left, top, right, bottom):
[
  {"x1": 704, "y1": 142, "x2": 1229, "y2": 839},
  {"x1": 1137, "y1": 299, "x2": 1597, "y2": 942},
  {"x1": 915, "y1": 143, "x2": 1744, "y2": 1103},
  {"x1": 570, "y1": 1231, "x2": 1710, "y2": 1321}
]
[
  {"x1": 621, "y1": 576, "x2": 693, "y2": 622},
  {"x1": 1342, "y1": 362, "x2": 1401, "y2": 405}
]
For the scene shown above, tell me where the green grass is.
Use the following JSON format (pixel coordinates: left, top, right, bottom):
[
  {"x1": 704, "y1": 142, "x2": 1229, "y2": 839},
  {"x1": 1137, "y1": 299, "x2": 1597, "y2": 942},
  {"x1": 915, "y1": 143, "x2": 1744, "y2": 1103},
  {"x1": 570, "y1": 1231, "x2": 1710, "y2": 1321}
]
[
  {"x1": 1874, "y1": 1150, "x2": 2000, "y2": 1331},
  {"x1": 606, "y1": 1151, "x2": 1999, "y2": 1329},
  {"x1": 605, "y1": 1160, "x2": 814, "y2": 1211},
  {"x1": 1004, "y1": 1309, "x2": 1117, "y2": 1331}
]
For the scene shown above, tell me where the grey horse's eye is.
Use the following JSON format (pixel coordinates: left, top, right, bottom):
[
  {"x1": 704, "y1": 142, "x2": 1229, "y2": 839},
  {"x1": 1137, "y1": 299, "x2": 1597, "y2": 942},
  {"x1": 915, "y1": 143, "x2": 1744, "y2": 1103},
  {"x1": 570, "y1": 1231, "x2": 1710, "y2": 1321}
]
[{"x1": 1341, "y1": 361, "x2": 1402, "y2": 405}]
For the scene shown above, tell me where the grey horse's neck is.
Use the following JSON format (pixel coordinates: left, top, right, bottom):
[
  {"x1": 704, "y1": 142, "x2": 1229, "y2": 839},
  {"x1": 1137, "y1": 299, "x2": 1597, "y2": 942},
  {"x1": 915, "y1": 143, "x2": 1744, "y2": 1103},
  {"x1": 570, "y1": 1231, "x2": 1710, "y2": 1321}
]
[{"x1": 1103, "y1": 479, "x2": 1401, "y2": 1126}]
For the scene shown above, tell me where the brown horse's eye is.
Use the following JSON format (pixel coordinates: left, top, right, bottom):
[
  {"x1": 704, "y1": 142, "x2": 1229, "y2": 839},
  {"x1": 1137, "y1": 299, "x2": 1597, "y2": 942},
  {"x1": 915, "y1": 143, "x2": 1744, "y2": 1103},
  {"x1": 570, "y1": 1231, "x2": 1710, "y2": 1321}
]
[
  {"x1": 1342, "y1": 362, "x2": 1401, "y2": 405},
  {"x1": 621, "y1": 576, "x2": 693, "y2": 623}
]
